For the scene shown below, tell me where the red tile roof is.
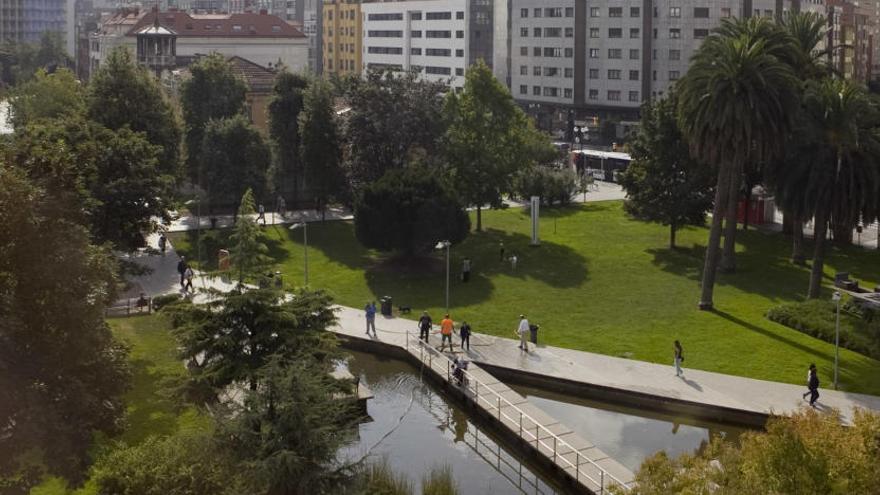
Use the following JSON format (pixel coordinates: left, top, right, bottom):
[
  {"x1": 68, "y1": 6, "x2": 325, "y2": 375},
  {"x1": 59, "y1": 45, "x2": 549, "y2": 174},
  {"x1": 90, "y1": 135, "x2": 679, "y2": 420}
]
[
  {"x1": 126, "y1": 11, "x2": 306, "y2": 38},
  {"x1": 227, "y1": 56, "x2": 277, "y2": 93}
]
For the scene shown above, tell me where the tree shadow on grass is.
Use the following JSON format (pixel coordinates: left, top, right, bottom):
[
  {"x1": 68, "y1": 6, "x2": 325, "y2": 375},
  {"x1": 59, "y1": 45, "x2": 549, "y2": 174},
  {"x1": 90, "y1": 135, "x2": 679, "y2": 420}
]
[
  {"x1": 121, "y1": 357, "x2": 181, "y2": 443},
  {"x1": 712, "y1": 309, "x2": 834, "y2": 362},
  {"x1": 275, "y1": 221, "x2": 372, "y2": 269}
]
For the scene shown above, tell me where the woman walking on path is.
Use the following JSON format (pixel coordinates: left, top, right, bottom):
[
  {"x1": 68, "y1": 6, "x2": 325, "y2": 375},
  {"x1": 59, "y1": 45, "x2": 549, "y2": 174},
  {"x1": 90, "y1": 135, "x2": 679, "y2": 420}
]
[
  {"x1": 459, "y1": 321, "x2": 471, "y2": 350},
  {"x1": 673, "y1": 340, "x2": 684, "y2": 377},
  {"x1": 183, "y1": 266, "x2": 195, "y2": 293},
  {"x1": 805, "y1": 366, "x2": 820, "y2": 407},
  {"x1": 517, "y1": 315, "x2": 530, "y2": 352}
]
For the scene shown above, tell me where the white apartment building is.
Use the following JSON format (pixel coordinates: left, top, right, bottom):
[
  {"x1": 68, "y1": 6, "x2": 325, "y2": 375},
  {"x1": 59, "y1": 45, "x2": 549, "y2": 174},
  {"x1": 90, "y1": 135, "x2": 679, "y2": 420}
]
[
  {"x1": 360, "y1": 0, "x2": 494, "y2": 89},
  {"x1": 511, "y1": 0, "x2": 820, "y2": 116}
]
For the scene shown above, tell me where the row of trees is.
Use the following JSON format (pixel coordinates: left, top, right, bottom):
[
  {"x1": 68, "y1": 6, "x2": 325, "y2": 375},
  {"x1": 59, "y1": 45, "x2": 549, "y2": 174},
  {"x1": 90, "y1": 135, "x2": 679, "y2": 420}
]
[{"x1": 622, "y1": 13, "x2": 880, "y2": 308}]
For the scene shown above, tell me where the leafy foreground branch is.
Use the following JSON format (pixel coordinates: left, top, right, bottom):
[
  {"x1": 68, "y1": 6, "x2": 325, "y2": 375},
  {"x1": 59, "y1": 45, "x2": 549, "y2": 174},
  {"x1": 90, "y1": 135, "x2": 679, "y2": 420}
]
[{"x1": 619, "y1": 408, "x2": 880, "y2": 495}]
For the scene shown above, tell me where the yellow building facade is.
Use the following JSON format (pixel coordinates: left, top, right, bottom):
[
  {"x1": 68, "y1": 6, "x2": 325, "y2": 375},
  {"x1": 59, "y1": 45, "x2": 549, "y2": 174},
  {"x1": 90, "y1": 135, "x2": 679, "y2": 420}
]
[{"x1": 322, "y1": 0, "x2": 362, "y2": 76}]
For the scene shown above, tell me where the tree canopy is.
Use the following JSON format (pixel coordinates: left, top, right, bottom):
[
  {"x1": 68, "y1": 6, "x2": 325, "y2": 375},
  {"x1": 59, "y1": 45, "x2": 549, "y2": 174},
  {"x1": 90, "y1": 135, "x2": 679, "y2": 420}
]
[
  {"x1": 199, "y1": 114, "x2": 271, "y2": 210},
  {"x1": 300, "y1": 79, "x2": 344, "y2": 219},
  {"x1": 268, "y1": 70, "x2": 310, "y2": 203},
  {"x1": 229, "y1": 189, "x2": 272, "y2": 285},
  {"x1": 8, "y1": 68, "x2": 84, "y2": 129}
]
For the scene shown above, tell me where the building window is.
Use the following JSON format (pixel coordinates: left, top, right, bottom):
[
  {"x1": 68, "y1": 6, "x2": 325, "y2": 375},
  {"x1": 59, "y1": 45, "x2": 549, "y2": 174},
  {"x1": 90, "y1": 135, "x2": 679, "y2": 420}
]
[
  {"x1": 368, "y1": 46, "x2": 404, "y2": 54},
  {"x1": 520, "y1": 8, "x2": 528, "y2": 17},
  {"x1": 545, "y1": 7, "x2": 562, "y2": 17},
  {"x1": 669, "y1": 71, "x2": 680, "y2": 80},
  {"x1": 520, "y1": 85, "x2": 528, "y2": 94},
  {"x1": 721, "y1": 7, "x2": 731, "y2": 17},
  {"x1": 534, "y1": 7, "x2": 542, "y2": 17},
  {"x1": 630, "y1": 28, "x2": 640, "y2": 38},
  {"x1": 608, "y1": 69, "x2": 621, "y2": 79},
  {"x1": 533, "y1": 47, "x2": 542, "y2": 56},
  {"x1": 426, "y1": 48, "x2": 451, "y2": 56},
  {"x1": 609, "y1": 28, "x2": 622, "y2": 38},
  {"x1": 456, "y1": 67, "x2": 464, "y2": 75},
  {"x1": 669, "y1": 49, "x2": 680, "y2": 60},
  {"x1": 533, "y1": 66, "x2": 542, "y2": 76},
  {"x1": 629, "y1": 49, "x2": 640, "y2": 59},
  {"x1": 608, "y1": 48, "x2": 622, "y2": 59},
  {"x1": 694, "y1": 7, "x2": 709, "y2": 18},
  {"x1": 520, "y1": 65, "x2": 528, "y2": 75},
  {"x1": 565, "y1": 27, "x2": 574, "y2": 38},
  {"x1": 520, "y1": 46, "x2": 528, "y2": 56},
  {"x1": 543, "y1": 47, "x2": 562, "y2": 57},
  {"x1": 368, "y1": 30, "x2": 404, "y2": 37},
  {"x1": 694, "y1": 29, "x2": 709, "y2": 39},
  {"x1": 533, "y1": 86, "x2": 541, "y2": 95},
  {"x1": 589, "y1": 48, "x2": 600, "y2": 58},
  {"x1": 425, "y1": 66, "x2": 451, "y2": 75},
  {"x1": 590, "y1": 7, "x2": 600, "y2": 17},
  {"x1": 534, "y1": 27, "x2": 542, "y2": 37},
  {"x1": 456, "y1": 11, "x2": 464, "y2": 19},
  {"x1": 543, "y1": 87, "x2": 558, "y2": 97},
  {"x1": 564, "y1": 88, "x2": 573, "y2": 98},
  {"x1": 411, "y1": 30, "x2": 422, "y2": 38},
  {"x1": 545, "y1": 27, "x2": 562, "y2": 37},
  {"x1": 520, "y1": 27, "x2": 529, "y2": 37},
  {"x1": 544, "y1": 67, "x2": 559, "y2": 76},
  {"x1": 565, "y1": 67, "x2": 573, "y2": 78},
  {"x1": 608, "y1": 90, "x2": 621, "y2": 101},
  {"x1": 669, "y1": 6, "x2": 681, "y2": 17},
  {"x1": 411, "y1": 12, "x2": 422, "y2": 20},
  {"x1": 456, "y1": 49, "x2": 464, "y2": 57},
  {"x1": 411, "y1": 48, "x2": 423, "y2": 55},
  {"x1": 590, "y1": 28, "x2": 600, "y2": 38},
  {"x1": 232, "y1": 24, "x2": 243, "y2": 31},
  {"x1": 565, "y1": 48, "x2": 573, "y2": 58},
  {"x1": 456, "y1": 30, "x2": 464, "y2": 38},
  {"x1": 669, "y1": 28, "x2": 680, "y2": 39},
  {"x1": 589, "y1": 89, "x2": 598, "y2": 100},
  {"x1": 426, "y1": 30, "x2": 452, "y2": 38},
  {"x1": 589, "y1": 68, "x2": 599, "y2": 79},
  {"x1": 368, "y1": 13, "x2": 403, "y2": 20},
  {"x1": 629, "y1": 91, "x2": 639, "y2": 102},
  {"x1": 609, "y1": 7, "x2": 623, "y2": 17},
  {"x1": 630, "y1": 7, "x2": 640, "y2": 17},
  {"x1": 565, "y1": 7, "x2": 574, "y2": 17},
  {"x1": 426, "y1": 11, "x2": 452, "y2": 20}
]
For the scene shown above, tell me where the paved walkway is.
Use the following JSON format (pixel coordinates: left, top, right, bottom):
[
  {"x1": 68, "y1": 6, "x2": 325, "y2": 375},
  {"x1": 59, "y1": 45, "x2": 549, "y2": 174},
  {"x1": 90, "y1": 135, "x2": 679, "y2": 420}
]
[{"x1": 333, "y1": 307, "x2": 880, "y2": 427}]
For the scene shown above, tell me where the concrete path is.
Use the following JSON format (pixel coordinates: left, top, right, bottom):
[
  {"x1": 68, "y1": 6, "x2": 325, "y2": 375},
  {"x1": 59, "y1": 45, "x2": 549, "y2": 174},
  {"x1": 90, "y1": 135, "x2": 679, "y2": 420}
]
[{"x1": 333, "y1": 307, "x2": 880, "y2": 427}]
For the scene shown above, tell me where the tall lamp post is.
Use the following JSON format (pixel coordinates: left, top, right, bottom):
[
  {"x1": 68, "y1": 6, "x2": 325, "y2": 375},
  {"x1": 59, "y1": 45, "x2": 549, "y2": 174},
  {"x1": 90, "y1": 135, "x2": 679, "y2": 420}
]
[
  {"x1": 289, "y1": 222, "x2": 309, "y2": 286},
  {"x1": 435, "y1": 240, "x2": 451, "y2": 312},
  {"x1": 832, "y1": 290, "x2": 842, "y2": 389}
]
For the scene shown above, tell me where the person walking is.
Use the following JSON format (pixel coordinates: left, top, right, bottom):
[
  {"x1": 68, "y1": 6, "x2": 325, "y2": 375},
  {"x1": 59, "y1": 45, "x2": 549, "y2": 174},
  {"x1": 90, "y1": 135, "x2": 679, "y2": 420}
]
[
  {"x1": 510, "y1": 254, "x2": 518, "y2": 270},
  {"x1": 461, "y1": 257, "x2": 472, "y2": 282},
  {"x1": 673, "y1": 340, "x2": 684, "y2": 377},
  {"x1": 364, "y1": 301, "x2": 377, "y2": 336},
  {"x1": 805, "y1": 365, "x2": 821, "y2": 406},
  {"x1": 438, "y1": 314, "x2": 455, "y2": 352},
  {"x1": 517, "y1": 315, "x2": 530, "y2": 352},
  {"x1": 177, "y1": 256, "x2": 187, "y2": 288},
  {"x1": 257, "y1": 203, "x2": 266, "y2": 225},
  {"x1": 158, "y1": 234, "x2": 167, "y2": 255},
  {"x1": 183, "y1": 266, "x2": 194, "y2": 293},
  {"x1": 499, "y1": 241, "x2": 505, "y2": 261},
  {"x1": 802, "y1": 364, "x2": 815, "y2": 400},
  {"x1": 277, "y1": 196, "x2": 286, "y2": 218},
  {"x1": 418, "y1": 311, "x2": 432, "y2": 342},
  {"x1": 459, "y1": 321, "x2": 471, "y2": 350}
]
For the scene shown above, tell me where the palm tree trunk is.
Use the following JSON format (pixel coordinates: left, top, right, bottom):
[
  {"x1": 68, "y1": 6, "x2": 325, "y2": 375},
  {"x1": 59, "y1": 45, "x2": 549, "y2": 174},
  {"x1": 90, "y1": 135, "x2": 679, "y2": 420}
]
[
  {"x1": 808, "y1": 204, "x2": 829, "y2": 299},
  {"x1": 720, "y1": 161, "x2": 742, "y2": 272},
  {"x1": 782, "y1": 212, "x2": 793, "y2": 235},
  {"x1": 792, "y1": 216, "x2": 806, "y2": 265},
  {"x1": 476, "y1": 205, "x2": 482, "y2": 231},
  {"x1": 670, "y1": 222, "x2": 677, "y2": 249},
  {"x1": 742, "y1": 191, "x2": 751, "y2": 231},
  {"x1": 699, "y1": 162, "x2": 732, "y2": 310}
]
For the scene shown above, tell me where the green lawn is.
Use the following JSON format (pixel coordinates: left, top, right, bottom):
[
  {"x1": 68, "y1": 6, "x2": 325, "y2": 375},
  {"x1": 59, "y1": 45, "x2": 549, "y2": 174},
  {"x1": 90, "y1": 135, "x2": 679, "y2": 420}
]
[
  {"x1": 170, "y1": 201, "x2": 880, "y2": 395},
  {"x1": 32, "y1": 315, "x2": 206, "y2": 495}
]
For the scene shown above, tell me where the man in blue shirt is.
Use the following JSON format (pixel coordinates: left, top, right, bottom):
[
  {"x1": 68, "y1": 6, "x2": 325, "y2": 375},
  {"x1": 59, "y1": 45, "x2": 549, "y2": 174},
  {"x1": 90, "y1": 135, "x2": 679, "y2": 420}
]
[{"x1": 364, "y1": 301, "x2": 377, "y2": 336}]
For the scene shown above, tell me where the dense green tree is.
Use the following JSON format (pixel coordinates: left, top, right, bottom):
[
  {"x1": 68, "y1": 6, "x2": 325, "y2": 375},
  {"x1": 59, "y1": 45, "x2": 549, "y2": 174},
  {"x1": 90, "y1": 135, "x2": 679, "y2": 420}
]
[
  {"x1": 678, "y1": 17, "x2": 799, "y2": 309},
  {"x1": 444, "y1": 60, "x2": 555, "y2": 231},
  {"x1": 0, "y1": 32, "x2": 70, "y2": 86},
  {"x1": 0, "y1": 166, "x2": 130, "y2": 488},
  {"x1": 7, "y1": 117, "x2": 173, "y2": 250},
  {"x1": 88, "y1": 48, "x2": 182, "y2": 177},
  {"x1": 268, "y1": 70, "x2": 309, "y2": 203},
  {"x1": 620, "y1": 409, "x2": 880, "y2": 495},
  {"x1": 229, "y1": 189, "x2": 272, "y2": 284},
  {"x1": 200, "y1": 115, "x2": 271, "y2": 210},
  {"x1": 513, "y1": 166, "x2": 578, "y2": 207},
  {"x1": 181, "y1": 54, "x2": 247, "y2": 181},
  {"x1": 619, "y1": 93, "x2": 715, "y2": 248},
  {"x1": 354, "y1": 166, "x2": 470, "y2": 254},
  {"x1": 343, "y1": 69, "x2": 447, "y2": 190},
  {"x1": 299, "y1": 79, "x2": 344, "y2": 220},
  {"x1": 8, "y1": 68, "x2": 84, "y2": 128}
]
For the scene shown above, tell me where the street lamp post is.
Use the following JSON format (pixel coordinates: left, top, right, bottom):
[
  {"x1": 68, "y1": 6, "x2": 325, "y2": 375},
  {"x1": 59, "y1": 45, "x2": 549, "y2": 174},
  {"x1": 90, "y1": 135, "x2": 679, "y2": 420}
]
[
  {"x1": 289, "y1": 222, "x2": 309, "y2": 286},
  {"x1": 435, "y1": 240, "x2": 451, "y2": 312},
  {"x1": 832, "y1": 290, "x2": 842, "y2": 389}
]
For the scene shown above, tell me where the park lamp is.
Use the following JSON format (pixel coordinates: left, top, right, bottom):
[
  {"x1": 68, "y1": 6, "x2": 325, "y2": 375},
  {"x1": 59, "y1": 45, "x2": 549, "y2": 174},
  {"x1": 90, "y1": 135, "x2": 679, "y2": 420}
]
[
  {"x1": 831, "y1": 291, "x2": 842, "y2": 303},
  {"x1": 832, "y1": 290, "x2": 842, "y2": 390},
  {"x1": 436, "y1": 240, "x2": 451, "y2": 312},
  {"x1": 435, "y1": 240, "x2": 451, "y2": 250},
  {"x1": 289, "y1": 223, "x2": 309, "y2": 286}
]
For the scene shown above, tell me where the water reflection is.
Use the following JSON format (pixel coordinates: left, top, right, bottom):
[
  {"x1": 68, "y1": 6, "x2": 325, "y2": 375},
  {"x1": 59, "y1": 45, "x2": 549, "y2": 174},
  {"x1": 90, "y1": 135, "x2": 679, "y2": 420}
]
[
  {"x1": 511, "y1": 384, "x2": 749, "y2": 473},
  {"x1": 338, "y1": 351, "x2": 571, "y2": 495}
]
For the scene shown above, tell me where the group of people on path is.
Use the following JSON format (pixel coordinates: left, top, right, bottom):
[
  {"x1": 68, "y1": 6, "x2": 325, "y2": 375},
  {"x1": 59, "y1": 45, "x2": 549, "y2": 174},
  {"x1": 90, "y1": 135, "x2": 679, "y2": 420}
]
[
  {"x1": 416, "y1": 311, "x2": 471, "y2": 352},
  {"x1": 176, "y1": 256, "x2": 195, "y2": 293}
]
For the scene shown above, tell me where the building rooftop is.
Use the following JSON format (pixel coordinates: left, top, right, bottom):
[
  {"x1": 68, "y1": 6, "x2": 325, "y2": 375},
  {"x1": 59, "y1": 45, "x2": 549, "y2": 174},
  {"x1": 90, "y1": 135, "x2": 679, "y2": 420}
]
[
  {"x1": 227, "y1": 56, "x2": 277, "y2": 93},
  {"x1": 126, "y1": 10, "x2": 306, "y2": 38}
]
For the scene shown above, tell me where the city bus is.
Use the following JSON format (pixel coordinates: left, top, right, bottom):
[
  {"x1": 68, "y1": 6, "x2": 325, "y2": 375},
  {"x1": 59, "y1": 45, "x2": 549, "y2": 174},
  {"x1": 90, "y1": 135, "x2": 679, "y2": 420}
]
[{"x1": 571, "y1": 149, "x2": 632, "y2": 183}]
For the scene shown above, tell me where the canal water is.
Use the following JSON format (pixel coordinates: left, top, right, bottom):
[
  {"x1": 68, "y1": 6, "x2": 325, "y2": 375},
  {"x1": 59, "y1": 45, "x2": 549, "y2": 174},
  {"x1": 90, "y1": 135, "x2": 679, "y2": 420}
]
[{"x1": 338, "y1": 351, "x2": 749, "y2": 493}]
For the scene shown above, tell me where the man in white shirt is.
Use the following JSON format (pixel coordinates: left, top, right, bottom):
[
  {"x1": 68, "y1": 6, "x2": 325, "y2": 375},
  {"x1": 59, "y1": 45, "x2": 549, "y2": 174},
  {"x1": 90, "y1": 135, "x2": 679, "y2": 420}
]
[{"x1": 517, "y1": 315, "x2": 530, "y2": 352}]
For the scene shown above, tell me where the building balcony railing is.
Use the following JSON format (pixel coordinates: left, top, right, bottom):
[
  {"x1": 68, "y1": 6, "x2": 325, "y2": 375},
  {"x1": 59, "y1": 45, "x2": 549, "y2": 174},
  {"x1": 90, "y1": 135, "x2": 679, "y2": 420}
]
[{"x1": 138, "y1": 55, "x2": 177, "y2": 67}]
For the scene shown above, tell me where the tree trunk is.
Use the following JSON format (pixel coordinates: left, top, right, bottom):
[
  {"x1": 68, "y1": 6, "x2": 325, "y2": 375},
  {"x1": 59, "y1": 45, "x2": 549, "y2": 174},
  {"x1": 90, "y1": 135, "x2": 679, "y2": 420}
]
[
  {"x1": 792, "y1": 217, "x2": 806, "y2": 265},
  {"x1": 831, "y1": 221, "x2": 853, "y2": 245},
  {"x1": 476, "y1": 205, "x2": 482, "y2": 231},
  {"x1": 720, "y1": 161, "x2": 742, "y2": 273},
  {"x1": 782, "y1": 212, "x2": 793, "y2": 235},
  {"x1": 742, "y1": 191, "x2": 751, "y2": 231},
  {"x1": 670, "y1": 223, "x2": 677, "y2": 249},
  {"x1": 808, "y1": 205, "x2": 829, "y2": 299},
  {"x1": 699, "y1": 162, "x2": 732, "y2": 310}
]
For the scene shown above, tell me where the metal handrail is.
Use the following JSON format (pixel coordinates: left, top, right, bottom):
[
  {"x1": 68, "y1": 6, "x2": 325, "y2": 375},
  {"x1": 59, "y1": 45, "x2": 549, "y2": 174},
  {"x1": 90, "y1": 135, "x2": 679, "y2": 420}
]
[{"x1": 405, "y1": 331, "x2": 630, "y2": 494}]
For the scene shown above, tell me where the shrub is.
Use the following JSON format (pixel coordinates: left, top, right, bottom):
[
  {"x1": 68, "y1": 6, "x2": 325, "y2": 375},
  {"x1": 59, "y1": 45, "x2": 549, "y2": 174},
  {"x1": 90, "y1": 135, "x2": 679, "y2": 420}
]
[
  {"x1": 513, "y1": 166, "x2": 578, "y2": 207},
  {"x1": 151, "y1": 293, "x2": 182, "y2": 311},
  {"x1": 766, "y1": 299, "x2": 880, "y2": 359}
]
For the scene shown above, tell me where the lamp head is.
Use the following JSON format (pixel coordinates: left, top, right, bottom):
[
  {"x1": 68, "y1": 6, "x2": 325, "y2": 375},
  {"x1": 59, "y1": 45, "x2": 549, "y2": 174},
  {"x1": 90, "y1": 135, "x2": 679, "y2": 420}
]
[{"x1": 832, "y1": 291, "x2": 842, "y2": 302}]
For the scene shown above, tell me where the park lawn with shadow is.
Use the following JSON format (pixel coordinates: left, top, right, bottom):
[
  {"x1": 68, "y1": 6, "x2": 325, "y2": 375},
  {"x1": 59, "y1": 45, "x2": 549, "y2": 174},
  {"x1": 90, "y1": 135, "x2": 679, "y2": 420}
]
[{"x1": 169, "y1": 201, "x2": 880, "y2": 395}]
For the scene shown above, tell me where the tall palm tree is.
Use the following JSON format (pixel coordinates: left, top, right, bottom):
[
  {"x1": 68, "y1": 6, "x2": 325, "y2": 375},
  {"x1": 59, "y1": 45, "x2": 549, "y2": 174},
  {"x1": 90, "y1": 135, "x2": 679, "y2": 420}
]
[
  {"x1": 797, "y1": 79, "x2": 880, "y2": 298},
  {"x1": 678, "y1": 17, "x2": 799, "y2": 310}
]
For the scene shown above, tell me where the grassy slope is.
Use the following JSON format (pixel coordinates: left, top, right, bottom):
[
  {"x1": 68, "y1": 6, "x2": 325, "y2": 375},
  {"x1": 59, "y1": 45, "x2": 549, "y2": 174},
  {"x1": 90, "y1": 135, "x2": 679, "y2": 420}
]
[{"x1": 170, "y1": 201, "x2": 880, "y2": 395}]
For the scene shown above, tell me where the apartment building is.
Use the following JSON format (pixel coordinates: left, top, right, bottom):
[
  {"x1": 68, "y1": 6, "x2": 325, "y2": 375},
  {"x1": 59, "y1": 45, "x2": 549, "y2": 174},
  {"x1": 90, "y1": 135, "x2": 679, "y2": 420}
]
[
  {"x1": 360, "y1": 0, "x2": 494, "y2": 89},
  {"x1": 323, "y1": 0, "x2": 363, "y2": 75},
  {"x1": 1, "y1": 0, "x2": 75, "y2": 55},
  {"x1": 828, "y1": 0, "x2": 875, "y2": 82}
]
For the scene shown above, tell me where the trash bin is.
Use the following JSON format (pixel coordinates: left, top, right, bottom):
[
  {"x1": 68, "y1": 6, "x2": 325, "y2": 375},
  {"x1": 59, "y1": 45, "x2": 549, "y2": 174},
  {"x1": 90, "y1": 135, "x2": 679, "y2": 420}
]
[
  {"x1": 529, "y1": 324, "x2": 539, "y2": 344},
  {"x1": 218, "y1": 249, "x2": 230, "y2": 270},
  {"x1": 380, "y1": 296, "x2": 393, "y2": 316}
]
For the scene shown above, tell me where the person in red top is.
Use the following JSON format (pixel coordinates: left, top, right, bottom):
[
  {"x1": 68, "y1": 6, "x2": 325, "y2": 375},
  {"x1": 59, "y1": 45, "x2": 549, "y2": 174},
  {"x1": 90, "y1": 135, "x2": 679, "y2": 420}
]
[{"x1": 438, "y1": 314, "x2": 455, "y2": 352}]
